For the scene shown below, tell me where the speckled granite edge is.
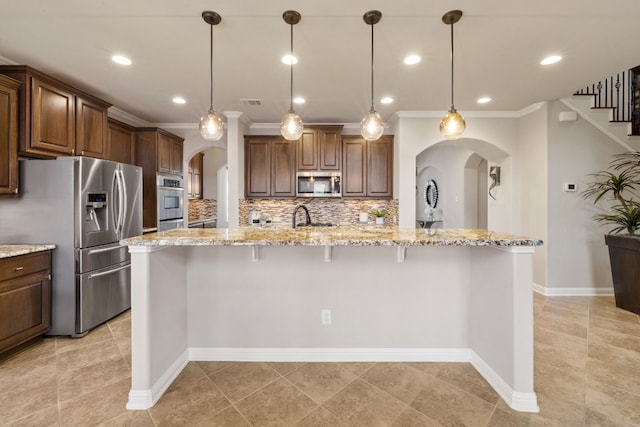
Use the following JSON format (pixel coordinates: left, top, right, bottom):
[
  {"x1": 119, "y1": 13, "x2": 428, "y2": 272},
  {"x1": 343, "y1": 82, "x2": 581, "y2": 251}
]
[
  {"x1": 121, "y1": 227, "x2": 543, "y2": 248},
  {"x1": 0, "y1": 244, "x2": 55, "y2": 259}
]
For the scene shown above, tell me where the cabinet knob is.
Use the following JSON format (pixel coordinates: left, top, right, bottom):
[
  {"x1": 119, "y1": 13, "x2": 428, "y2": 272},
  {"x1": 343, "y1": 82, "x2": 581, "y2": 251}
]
[{"x1": 14, "y1": 266, "x2": 24, "y2": 271}]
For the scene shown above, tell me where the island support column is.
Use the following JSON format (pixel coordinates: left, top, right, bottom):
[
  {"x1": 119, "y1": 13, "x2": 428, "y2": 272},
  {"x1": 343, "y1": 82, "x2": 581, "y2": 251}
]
[
  {"x1": 470, "y1": 246, "x2": 538, "y2": 412},
  {"x1": 126, "y1": 246, "x2": 188, "y2": 410}
]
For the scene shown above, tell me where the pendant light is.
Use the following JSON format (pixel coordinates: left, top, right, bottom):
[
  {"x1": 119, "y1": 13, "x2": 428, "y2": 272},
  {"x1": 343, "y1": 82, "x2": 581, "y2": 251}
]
[
  {"x1": 360, "y1": 10, "x2": 384, "y2": 141},
  {"x1": 280, "y1": 10, "x2": 304, "y2": 141},
  {"x1": 199, "y1": 11, "x2": 225, "y2": 141},
  {"x1": 440, "y1": 10, "x2": 466, "y2": 140}
]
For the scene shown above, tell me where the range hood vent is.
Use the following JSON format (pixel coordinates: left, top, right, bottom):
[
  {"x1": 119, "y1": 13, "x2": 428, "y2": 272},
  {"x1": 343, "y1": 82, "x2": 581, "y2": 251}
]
[{"x1": 240, "y1": 99, "x2": 262, "y2": 106}]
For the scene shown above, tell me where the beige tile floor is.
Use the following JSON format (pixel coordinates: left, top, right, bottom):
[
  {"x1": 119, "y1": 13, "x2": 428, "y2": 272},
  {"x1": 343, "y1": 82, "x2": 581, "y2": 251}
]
[{"x1": 1, "y1": 294, "x2": 639, "y2": 426}]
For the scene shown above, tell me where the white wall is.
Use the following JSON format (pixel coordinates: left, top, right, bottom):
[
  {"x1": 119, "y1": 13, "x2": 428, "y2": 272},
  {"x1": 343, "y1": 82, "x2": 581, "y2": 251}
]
[
  {"x1": 515, "y1": 105, "x2": 548, "y2": 288},
  {"x1": 546, "y1": 100, "x2": 623, "y2": 293},
  {"x1": 201, "y1": 147, "x2": 227, "y2": 200},
  {"x1": 394, "y1": 114, "x2": 516, "y2": 230},
  {"x1": 417, "y1": 145, "x2": 475, "y2": 228}
]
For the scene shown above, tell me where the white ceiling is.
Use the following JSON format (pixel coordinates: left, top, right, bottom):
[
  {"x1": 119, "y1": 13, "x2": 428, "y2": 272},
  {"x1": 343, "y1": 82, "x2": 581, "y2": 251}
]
[{"x1": 1, "y1": 0, "x2": 639, "y2": 126}]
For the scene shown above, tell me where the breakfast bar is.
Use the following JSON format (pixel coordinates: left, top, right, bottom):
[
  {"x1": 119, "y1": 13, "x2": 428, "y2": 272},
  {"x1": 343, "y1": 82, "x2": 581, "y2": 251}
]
[{"x1": 122, "y1": 226, "x2": 542, "y2": 413}]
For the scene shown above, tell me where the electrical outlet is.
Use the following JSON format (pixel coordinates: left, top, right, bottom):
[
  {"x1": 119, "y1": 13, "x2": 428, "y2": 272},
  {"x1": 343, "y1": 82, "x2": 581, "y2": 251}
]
[{"x1": 321, "y1": 309, "x2": 331, "y2": 325}]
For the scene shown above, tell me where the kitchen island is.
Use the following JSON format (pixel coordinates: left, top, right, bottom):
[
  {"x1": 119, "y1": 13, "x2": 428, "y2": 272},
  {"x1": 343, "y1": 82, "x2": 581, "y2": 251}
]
[{"x1": 122, "y1": 226, "x2": 542, "y2": 413}]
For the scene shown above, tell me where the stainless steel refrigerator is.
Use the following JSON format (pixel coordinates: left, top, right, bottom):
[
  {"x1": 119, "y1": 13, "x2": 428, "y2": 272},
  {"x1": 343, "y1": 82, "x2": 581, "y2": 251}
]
[{"x1": 0, "y1": 157, "x2": 142, "y2": 336}]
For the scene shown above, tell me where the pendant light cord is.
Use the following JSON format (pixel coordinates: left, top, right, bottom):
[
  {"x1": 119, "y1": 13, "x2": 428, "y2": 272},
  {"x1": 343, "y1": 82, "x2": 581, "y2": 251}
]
[
  {"x1": 449, "y1": 22, "x2": 455, "y2": 110},
  {"x1": 370, "y1": 21, "x2": 375, "y2": 111},
  {"x1": 289, "y1": 22, "x2": 294, "y2": 112},
  {"x1": 209, "y1": 23, "x2": 214, "y2": 112}
]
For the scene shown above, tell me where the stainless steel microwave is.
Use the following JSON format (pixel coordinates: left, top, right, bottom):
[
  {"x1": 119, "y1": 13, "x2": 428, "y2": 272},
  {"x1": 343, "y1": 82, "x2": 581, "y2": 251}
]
[{"x1": 296, "y1": 171, "x2": 341, "y2": 197}]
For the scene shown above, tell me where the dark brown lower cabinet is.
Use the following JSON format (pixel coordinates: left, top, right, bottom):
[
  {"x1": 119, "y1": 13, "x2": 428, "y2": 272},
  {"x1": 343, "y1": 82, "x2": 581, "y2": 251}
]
[{"x1": 0, "y1": 250, "x2": 51, "y2": 355}]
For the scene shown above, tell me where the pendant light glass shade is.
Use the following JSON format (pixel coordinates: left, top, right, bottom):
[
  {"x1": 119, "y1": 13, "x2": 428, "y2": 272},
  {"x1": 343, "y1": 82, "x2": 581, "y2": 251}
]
[
  {"x1": 360, "y1": 108, "x2": 384, "y2": 141},
  {"x1": 281, "y1": 11, "x2": 303, "y2": 141},
  {"x1": 200, "y1": 11, "x2": 224, "y2": 141},
  {"x1": 280, "y1": 111, "x2": 304, "y2": 140},
  {"x1": 361, "y1": 10, "x2": 383, "y2": 141},
  {"x1": 199, "y1": 108, "x2": 225, "y2": 141},
  {"x1": 439, "y1": 109, "x2": 466, "y2": 140},
  {"x1": 440, "y1": 10, "x2": 465, "y2": 140}
]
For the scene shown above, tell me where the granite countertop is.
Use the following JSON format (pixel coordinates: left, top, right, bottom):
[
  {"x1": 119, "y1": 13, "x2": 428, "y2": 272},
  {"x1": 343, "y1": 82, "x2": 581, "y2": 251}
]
[
  {"x1": 0, "y1": 244, "x2": 55, "y2": 259},
  {"x1": 121, "y1": 226, "x2": 543, "y2": 247}
]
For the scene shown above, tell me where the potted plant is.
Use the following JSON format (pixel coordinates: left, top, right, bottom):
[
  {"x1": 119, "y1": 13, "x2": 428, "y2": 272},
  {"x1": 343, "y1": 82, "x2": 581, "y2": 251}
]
[
  {"x1": 581, "y1": 152, "x2": 640, "y2": 314},
  {"x1": 371, "y1": 209, "x2": 387, "y2": 226}
]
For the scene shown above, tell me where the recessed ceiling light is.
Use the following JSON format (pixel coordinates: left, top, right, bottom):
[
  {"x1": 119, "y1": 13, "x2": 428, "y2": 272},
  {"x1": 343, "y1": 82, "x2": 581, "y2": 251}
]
[
  {"x1": 172, "y1": 97, "x2": 186, "y2": 104},
  {"x1": 380, "y1": 97, "x2": 394, "y2": 104},
  {"x1": 477, "y1": 97, "x2": 491, "y2": 104},
  {"x1": 404, "y1": 55, "x2": 421, "y2": 65},
  {"x1": 293, "y1": 97, "x2": 305, "y2": 104},
  {"x1": 111, "y1": 55, "x2": 132, "y2": 66},
  {"x1": 281, "y1": 55, "x2": 298, "y2": 65},
  {"x1": 540, "y1": 55, "x2": 562, "y2": 65}
]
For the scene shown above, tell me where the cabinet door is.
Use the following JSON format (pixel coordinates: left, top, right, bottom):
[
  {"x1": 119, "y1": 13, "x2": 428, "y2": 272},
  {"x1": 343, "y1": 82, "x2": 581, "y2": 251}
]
[
  {"x1": 0, "y1": 75, "x2": 19, "y2": 196},
  {"x1": 171, "y1": 139, "x2": 183, "y2": 175},
  {"x1": 76, "y1": 96, "x2": 108, "y2": 159},
  {"x1": 318, "y1": 126, "x2": 342, "y2": 170},
  {"x1": 271, "y1": 138, "x2": 296, "y2": 197},
  {"x1": 108, "y1": 119, "x2": 135, "y2": 164},
  {"x1": 367, "y1": 136, "x2": 393, "y2": 197},
  {"x1": 193, "y1": 153, "x2": 203, "y2": 199},
  {"x1": 31, "y1": 78, "x2": 75, "y2": 155},
  {"x1": 188, "y1": 153, "x2": 203, "y2": 199},
  {"x1": 187, "y1": 167, "x2": 193, "y2": 198},
  {"x1": 245, "y1": 137, "x2": 271, "y2": 197},
  {"x1": 342, "y1": 136, "x2": 367, "y2": 197},
  {"x1": 157, "y1": 133, "x2": 172, "y2": 174},
  {"x1": 297, "y1": 128, "x2": 317, "y2": 170}
]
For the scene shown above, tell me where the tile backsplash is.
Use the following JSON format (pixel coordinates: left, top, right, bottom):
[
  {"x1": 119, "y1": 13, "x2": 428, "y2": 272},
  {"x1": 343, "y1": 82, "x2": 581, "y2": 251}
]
[
  {"x1": 188, "y1": 199, "x2": 217, "y2": 221},
  {"x1": 239, "y1": 198, "x2": 398, "y2": 226}
]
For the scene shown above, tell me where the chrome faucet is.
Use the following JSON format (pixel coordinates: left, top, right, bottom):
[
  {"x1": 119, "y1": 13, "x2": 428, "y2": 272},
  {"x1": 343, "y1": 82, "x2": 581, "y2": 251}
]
[{"x1": 292, "y1": 205, "x2": 311, "y2": 228}]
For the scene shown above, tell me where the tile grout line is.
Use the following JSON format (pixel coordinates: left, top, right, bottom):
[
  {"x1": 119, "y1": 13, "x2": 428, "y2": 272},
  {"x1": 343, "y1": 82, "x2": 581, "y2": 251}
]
[{"x1": 205, "y1": 362, "x2": 289, "y2": 425}]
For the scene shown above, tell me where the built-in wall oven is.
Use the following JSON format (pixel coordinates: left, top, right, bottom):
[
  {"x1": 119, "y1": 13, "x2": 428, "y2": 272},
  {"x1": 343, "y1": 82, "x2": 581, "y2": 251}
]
[{"x1": 157, "y1": 175, "x2": 184, "y2": 231}]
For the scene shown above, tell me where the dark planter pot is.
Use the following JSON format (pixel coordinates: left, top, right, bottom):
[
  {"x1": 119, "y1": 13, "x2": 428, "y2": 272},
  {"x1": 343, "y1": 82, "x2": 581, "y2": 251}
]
[{"x1": 605, "y1": 234, "x2": 640, "y2": 315}]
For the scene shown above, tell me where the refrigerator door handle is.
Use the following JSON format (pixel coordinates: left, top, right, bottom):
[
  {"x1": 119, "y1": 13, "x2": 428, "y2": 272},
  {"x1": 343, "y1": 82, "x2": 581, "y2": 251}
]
[
  {"x1": 118, "y1": 169, "x2": 127, "y2": 237},
  {"x1": 87, "y1": 245, "x2": 123, "y2": 255},
  {"x1": 111, "y1": 170, "x2": 120, "y2": 234},
  {"x1": 87, "y1": 263, "x2": 130, "y2": 279}
]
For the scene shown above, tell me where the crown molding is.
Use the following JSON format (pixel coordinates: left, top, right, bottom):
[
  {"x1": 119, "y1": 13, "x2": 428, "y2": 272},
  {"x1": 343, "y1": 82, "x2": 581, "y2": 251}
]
[
  {"x1": 107, "y1": 107, "x2": 152, "y2": 127},
  {"x1": 394, "y1": 102, "x2": 546, "y2": 120}
]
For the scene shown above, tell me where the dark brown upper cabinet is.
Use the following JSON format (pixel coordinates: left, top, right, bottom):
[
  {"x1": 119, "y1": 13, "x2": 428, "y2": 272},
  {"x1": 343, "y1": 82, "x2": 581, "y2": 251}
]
[
  {"x1": 107, "y1": 118, "x2": 136, "y2": 165},
  {"x1": 0, "y1": 74, "x2": 20, "y2": 197},
  {"x1": 245, "y1": 135, "x2": 296, "y2": 198},
  {"x1": 0, "y1": 66, "x2": 111, "y2": 159},
  {"x1": 297, "y1": 125, "x2": 343, "y2": 171},
  {"x1": 342, "y1": 135, "x2": 393, "y2": 198}
]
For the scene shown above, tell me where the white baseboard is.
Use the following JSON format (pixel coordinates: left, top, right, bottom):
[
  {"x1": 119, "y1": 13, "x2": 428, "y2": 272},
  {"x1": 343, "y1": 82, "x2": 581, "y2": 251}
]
[
  {"x1": 131, "y1": 347, "x2": 537, "y2": 413},
  {"x1": 126, "y1": 390, "x2": 152, "y2": 410},
  {"x1": 470, "y1": 351, "x2": 539, "y2": 413},
  {"x1": 533, "y1": 283, "x2": 613, "y2": 296},
  {"x1": 126, "y1": 349, "x2": 189, "y2": 410},
  {"x1": 188, "y1": 347, "x2": 469, "y2": 362}
]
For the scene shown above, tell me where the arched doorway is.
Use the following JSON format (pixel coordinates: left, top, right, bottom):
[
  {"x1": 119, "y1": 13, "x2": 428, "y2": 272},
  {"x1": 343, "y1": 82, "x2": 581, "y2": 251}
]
[
  {"x1": 415, "y1": 138, "x2": 508, "y2": 230},
  {"x1": 186, "y1": 146, "x2": 227, "y2": 227}
]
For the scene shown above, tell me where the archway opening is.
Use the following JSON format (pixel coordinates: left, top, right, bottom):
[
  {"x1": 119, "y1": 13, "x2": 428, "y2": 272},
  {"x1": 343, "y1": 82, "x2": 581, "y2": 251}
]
[{"x1": 415, "y1": 137, "x2": 508, "y2": 230}]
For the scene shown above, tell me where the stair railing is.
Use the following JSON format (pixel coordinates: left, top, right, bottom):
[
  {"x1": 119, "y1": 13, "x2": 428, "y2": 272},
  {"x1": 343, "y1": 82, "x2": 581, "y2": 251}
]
[{"x1": 574, "y1": 69, "x2": 633, "y2": 123}]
